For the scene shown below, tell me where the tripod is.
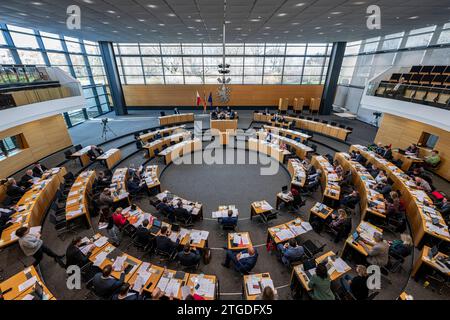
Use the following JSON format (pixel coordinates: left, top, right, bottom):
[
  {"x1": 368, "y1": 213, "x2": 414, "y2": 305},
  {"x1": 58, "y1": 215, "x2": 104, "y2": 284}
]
[{"x1": 101, "y1": 121, "x2": 117, "y2": 141}]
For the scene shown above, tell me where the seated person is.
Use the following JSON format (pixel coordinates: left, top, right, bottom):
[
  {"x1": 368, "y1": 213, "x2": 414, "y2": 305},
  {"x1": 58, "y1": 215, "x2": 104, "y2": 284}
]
[
  {"x1": 437, "y1": 197, "x2": 450, "y2": 216},
  {"x1": 389, "y1": 233, "x2": 413, "y2": 258},
  {"x1": 414, "y1": 176, "x2": 432, "y2": 193},
  {"x1": 308, "y1": 263, "x2": 335, "y2": 300},
  {"x1": 291, "y1": 187, "x2": 304, "y2": 209},
  {"x1": 211, "y1": 111, "x2": 218, "y2": 120},
  {"x1": 32, "y1": 162, "x2": 48, "y2": 178},
  {"x1": 106, "y1": 217, "x2": 122, "y2": 246},
  {"x1": 265, "y1": 132, "x2": 273, "y2": 143},
  {"x1": 222, "y1": 246, "x2": 258, "y2": 275},
  {"x1": 386, "y1": 191, "x2": 401, "y2": 217},
  {"x1": 155, "y1": 226, "x2": 180, "y2": 255},
  {"x1": 302, "y1": 158, "x2": 313, "y2": 173},
  {"x1": 382, "y1": 145, "x2": 393, "y2": 160},
  {"x1": 304, "y1": 174, "x2": 321, "y2": 193},
  {"x1": 219, "y1": 209, "x2": 238, "y2": 227},
  {"x1": 112, "y1": 283, "x2": 143, "y2": 300},
  {"x1": 96, "y1": 171, "x2": 111, "y2": 188},
  {"x1": 99, "y1": 207, "x2": 111, "y2": 224},
  {"x1": 99, "y1": 188, "x2": 114, "y2": 208},
  {"x1": 329, "y1": 209, "x2": 348, "y2": 232},
  {"x1": 0, "y1": 206, "x2": 15, "y2": 234},
  {"x1": 307, "y1": 169, "x2": 322, "y2": 182},
  {"x1": 375, "y1": 170, "x2": 387, "y2": 184},
  {"x1": 154, "y1": 131, "x2": 162, "y2": 140},
  {"x1": 375, "y1": 182, "x2": 392, "y2": 197},
  {"x1": 87, "y1": 146, "x2": 103, "y2": 161},
  {"x1": 156, "y1": 197, "x2": 175, "y2": 222},
  {"x1": 424, "y1": 150, "x2": 440, "y2": 168},
  {"x1": 256, "y1": 286, "x2": 278, "y2": 300},
  {"x1": 340, "y1": 190, "x2": 360, "y2": 208},
  {"x1": 6, "y1": 178, "x2": 25, "y2": 199},
  {"x1": 277, "y1": 238, "x2": 304, "y2": 266},
  {"x1": 112, "y1": 208, "x2": 127, "y2": 228},
  {"x1": 354, "y1": 151, "x2": 365, "y2": 164},
  {"x1": 340, "y1": 265, "x2": 369, "y2": 300},
  {"x1": 92, "y1": 264, "x2": 125, "y2": 298},
  {"x1": 126, "y1": 176, "x2": 145, "y2": 194},
  {"x1": 173, "y1": 107, "x2": 180, "y2": 115},
  {"x1": 177, "y1": 244, "x2": 201, "y2": 267},
  {"x1": 229, "y1": 111, "x2": 236, "y2": 119},
  {"x1": 340, "y1": 170, "x2": 353, "y2": 188},
  {"x1": 405, "y1": 144, "x2": 419, "y2": 156},
  {"x1": 368, "y1": 164, "x2": 379, "y2": 178},
  {"x1": 375, "y1": 142, "x2": 385, "y2": 156},
  {"x1": 174, "y1": 200, "x2": 192, "y2": 224},
  {"x1": 66, "y1": 236, "x2": 94, "y2": 268},
  {"x1": 358, "y1": 232, "x2": 389, "y2": 267},
  {"x1": 349, "y1": 150, "x2": 357, "y2": 160},
  {"x1": 135, "y1": 219, "x2": 152, "y2": 246},
  {"x1": 20, "y1": 170, "x2": 36, "y2": 189}
]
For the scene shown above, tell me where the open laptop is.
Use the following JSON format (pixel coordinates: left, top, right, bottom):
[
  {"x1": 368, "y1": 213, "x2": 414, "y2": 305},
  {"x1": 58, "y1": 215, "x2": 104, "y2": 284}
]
[{"x1": 149, "y1": 219, "x2": 162, "y2": 234}]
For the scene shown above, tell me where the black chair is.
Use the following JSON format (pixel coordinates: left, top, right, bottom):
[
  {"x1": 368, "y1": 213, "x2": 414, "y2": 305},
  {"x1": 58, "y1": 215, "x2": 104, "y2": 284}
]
[
  {"x1": 222, "y1": 223, "x2": 237, "y2": 232},
  {"x1": 302, "y1": 239, "x2": 326, "y2": 258},
  {"x1": 260, "y1": 210, "x2": 278, "y2": 225},
  {"x1": 310, "y1": 144, "x2": 317, "y2": 153},
  {"x1": 338, "y1": 124, "x2": 346, "y2": 129},
  {"x1": 346, "y1": 126, "x2": 353, "y2": 133},
  {"x1": 142, "y1": 129, "x2": 149, "y2": 134},
  {"x1": 49, "y1": 212, "x2": 73, "y2": 240},
  {"x1": 134, "y1": 133, "x2": 140, "y2": 140},
  {"x1": 64, "y1": 150, "x2": 77, "y2": 166},
  {"x1": 175, "y1": 211, "x2": 194, "y2": 227},
  {"x1": 330, "y1": 121, "x2": 337, "y2": 126},
  {"x1": 160, "y1": 111, "x2": 166, "y2": 117},
  {"x1": 64, "y1": 172, "x2": 75, "y2": 184},
  {"x1": 74, "y1": 144, "x2": 82, "y2": 151}
]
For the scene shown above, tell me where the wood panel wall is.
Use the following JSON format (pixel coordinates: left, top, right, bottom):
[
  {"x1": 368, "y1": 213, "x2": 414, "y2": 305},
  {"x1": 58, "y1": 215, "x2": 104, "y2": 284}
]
[
  {"x1": 123, "y1": 84, "x2": 324, "y2": 107},
  {"x1": 375, "y1": 113, "x2": 450, "y2": 181},
  {"x1": 0, "y1": 115, "x2": 72, "y2": 178}
]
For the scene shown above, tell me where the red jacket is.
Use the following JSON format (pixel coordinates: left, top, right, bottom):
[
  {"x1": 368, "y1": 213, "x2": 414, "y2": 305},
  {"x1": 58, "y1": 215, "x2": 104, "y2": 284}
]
[{"x1": 112, "y1": 212, "x2": 127, "y2": 227}]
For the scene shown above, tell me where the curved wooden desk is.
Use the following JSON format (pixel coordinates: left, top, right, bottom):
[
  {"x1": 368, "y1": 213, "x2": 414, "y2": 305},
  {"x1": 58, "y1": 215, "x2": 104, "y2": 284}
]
[
  {"x1": 65, "y1": 170, "x2": 96, "y2": 226},
  {"x1": 159, "y1": 113, "x2": 194, "y2": 126}
]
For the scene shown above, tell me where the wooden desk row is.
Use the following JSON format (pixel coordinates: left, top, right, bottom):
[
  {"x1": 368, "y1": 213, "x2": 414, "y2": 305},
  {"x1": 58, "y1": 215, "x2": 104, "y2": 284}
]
[
  {"x1": 311, "y1": 155, "x2": 341, "y2": 204},
  {"x1": 86, "y1": 234, "x2": 217, "y2": 299},
  {"x1": 143, "y1": 131, "x2": 191, "y2": 158},
  {"x1": 65, "y1": 170, "x2": 96, "y2": 226},
  {"x1": 392, "y1": 150, "x2": 424, "y2": 172},
  {"x1": 96, "y1": 148, "x2": 122, "y2": 170},
  {"x1": 0, "y1": 167, "x2": 67, "y2": 248},
  {"x1": 335, "y1": 152, "x2": 386, "y2": 221},
  {"x1": 0, "y1": 266, "x2": 55, "y2": 300},
  {"x1": 257, "y1": 131, "x2": 313, "y2": 160},
  {"x1": 159, "y1": 113, "x2": 194, "y2": 126},
  {"x1": 155, "y1": 190, "x2": 203, "y2": 220},
  {"x1": 159, "y1": 138, "x2": 202, "y2": 165},
  {"x1": 110, "y1": 168, "x2": 131, "y2": 205},
  {"x1": 8, "y1": 86, "x2": 72, "y2": 107},
  {"x1": 267, "y1": 218, "x2": 312, "y2": 245},
  {"x1": 139, "y1": 125, "x2": 186, "y2": 144},
  {"x1": 288, "y1": 158, "x2": 307, "y2": 188},
  {"x1": 248, "y1": 137, "x2": 290, "y2": 163},
  {"x1": 142, "y1": 165, "x2": 161, "y2": 193},
  {"x1": 72, "y1": 145, "x2": 95, "y2": 167},
  {"x1": 263, "y1": 125, "x2": 311, "y2": 143},
  {"x1": 342, "y1": 221, "x2": 384, "y2": 259},
  {"x1": 350, "y1": 145, "x2": 450, "y2": 248},
  {"x1": 253, "y1": 113, "x2": 351, "y2": 141},
  {"x1": 210, "y1": 119, "x2": 238, "y2": 133}
]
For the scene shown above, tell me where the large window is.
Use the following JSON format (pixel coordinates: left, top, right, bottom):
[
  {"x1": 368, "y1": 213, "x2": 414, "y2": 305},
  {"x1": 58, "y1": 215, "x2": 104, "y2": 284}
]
[{"x1": 114, "y1": 43, "x2": 331, "y2": 85}]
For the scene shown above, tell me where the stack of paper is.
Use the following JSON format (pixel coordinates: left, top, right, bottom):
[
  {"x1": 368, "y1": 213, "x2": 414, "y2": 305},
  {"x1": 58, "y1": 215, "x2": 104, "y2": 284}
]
[
  {"x1": 112, "y1": 256, "x2": 126, "y2": 271},
  {"x1": 276, "y1": 229, "x2": 295, "y2": 241}
]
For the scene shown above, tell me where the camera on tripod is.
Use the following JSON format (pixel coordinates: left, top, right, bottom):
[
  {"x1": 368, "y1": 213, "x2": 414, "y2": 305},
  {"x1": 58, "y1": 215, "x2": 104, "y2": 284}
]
[{"x1": 102, "y1": 118, "x2": 109, "y2": 125}]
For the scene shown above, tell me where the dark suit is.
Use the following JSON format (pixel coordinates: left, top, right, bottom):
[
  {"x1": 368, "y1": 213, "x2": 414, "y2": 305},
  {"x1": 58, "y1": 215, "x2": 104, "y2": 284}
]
[
  {"x1": 177, "y1": 250, "x2": 201, "y2": 267},
  {"x1": 156, "y1": 202, "x2": 175, "y2": 221},
  {"x1": 112, "y1": 293, "x2": 142, "y2": 300},
  {"x1": 155, "y1": 235, "x2": 179, "y2": 254},
  {"x1": 135, "y1": 226, "x2": 151, "y2": 245},
  {"x1": 32, "y1": 165, "x2": 48, "y2": 178},
  {"x1": 20, "y1": 174, "x2": 34, "y2": 189},
  {"x1": 66, "y1": 243, "x2": 90, "y2": 267},
  {"x1": 220, "y1": 216, "x2": 238, "y2": 226},
  {"x1": 92, "y1": 272, "x2": 125, "y2": 298},
  {"x1": 224, "y1": 249, "x2": 258, "y2": 274},
  {"x1": 6, "y1": 185, "x2": 25, "y2": 198},
  {"x1": 174, "y1": 206, "x2": 191, "y2": 221}
]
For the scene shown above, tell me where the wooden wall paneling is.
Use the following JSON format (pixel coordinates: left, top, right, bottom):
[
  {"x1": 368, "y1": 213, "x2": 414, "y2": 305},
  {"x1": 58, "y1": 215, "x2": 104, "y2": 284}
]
[
  {"x1": 375, "y1": 114, "x2": 450, "y2": 181},
  {"x1": 123, "y1": 84, "x2": 324, "y2": 107}
]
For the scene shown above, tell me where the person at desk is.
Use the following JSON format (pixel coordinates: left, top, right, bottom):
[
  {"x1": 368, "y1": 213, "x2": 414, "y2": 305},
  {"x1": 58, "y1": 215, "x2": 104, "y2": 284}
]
[
  {"x1": 99, "y1": 188, "x2": 114, "y2": 208},
  {"x1": 112, "y1": 283, "x2": 143, "y2": 300},
  {"x1": 92, "y1": 264, "x2": 125, "y2": 298},
  {"x1": 340, "y1": 265, "x2": 369, "y2": 300},
  {"x1": 135, "y1": 219, "x2": 152, "y2": 246},
  {"x1": 382, "y1": 145, "x2": 393, "y2": 160},
  {"x1": 265, "y1": 131, "x2": 273, "y2": 143},
  {"x1": 174, "y1": 200, "x2": 193, "y2": 225},
  {"x1": 368, "y1": 164, "x2": 380, "y2": 178},
  {"x1": 437, "y1": 197, "x2": 450, "y2": 216},
  {"x1": 155, "y1": 226, "x2": 180, "y2": 255},
  {"x1": 106, "y1": 217, "x2": 122, "y2": 246},
  {"x1": 20, "y1": 170, "x2": 35, "y2": 189},
  {"x1": 126, "y1": 176, "x2": 146, "y2": 194},
  {"x1": 156, "y1": 197, "x2": 175, "y2": 222},
  {"x1": 358, "y1": 232, "x2": 389, "y2": 267},
  {"x1": 173, "y1": 107, "x2": 180, "y2": 115},
  {"x1": 32, "y1": 162, "x2": 48, "y2": 178},
  {"x1": 65, "y1": 236, "x2": 94, "y2": 268},
  {"x1": 328, "y1": 209, "x2": 348, "y2": 231},
  {"x1": 375, "y1": 143, "x2": 385, "y2": 156},
  {"x1": 229, "y1": 110, "x2": 236, "y2": 119},
  {"x1": 354, "y1": 151, "x2": 365, "y2": 164},
  {"x1": 340, "y1": 190, "x2": 360, "y2": 208},
  {"x1": 375, "y1": 170, "x2": 388, "y2": 184},
  {"x1": 219, "y1": 209, "x2": 238, "y2": 227},
  {"x1": 5, "y1": 178, "x2": 25, "y2": 200},
  {"x1": 256, "y1": 286, "x2": 278, "y2": 300},
  {"x1": 424, "y1": 150, "x2": 441, "y2": 168},
  {"x1": 87, "y1": 146, "x2": 104, "y2": 161},
  {"x1": 308, "y1": 263, "x2": 335, "y2": 300},
  {"x1": 0, "y1": 206, "x2": 15, "y2": 234},
  {"x1": 211, "y1": 111, "x2": 218, "y2": 120},
  {"x1": 222, "y1": 246, "x2": 258, "y2": 275},
  {"x1": 95, "y1": 171, "x2": 111, "y2": 189},
  {"x1": 385, "y1": 191, "x2": 401, "y2": 217},
  {"x1": 15, "y1": 226, "x2": 65, "y2": 267},
  {"x1": 302, "y1": 158, "x2": 313, "y2": 174},
  {"x1": 414, "y1": 176, "x2": 432, "y2": 193},
  {"x1": 405, "y1": 144, "x2": 419, "y2": 156},
  {"x1": 112, "y1": 208, "x2": 127, "y2": 228},
  {"x1": 375, "y1": 181, "x2": 392, "y2": 197},
  {"x1": 177, "y1": 244, "x2": 201, "y2": 267},
  {"x1": 277, "y1": 238, "x2": 304, "y2": 266},
  {"x1": 389, "y1": 233, "x2": 413, "y2": 258}
]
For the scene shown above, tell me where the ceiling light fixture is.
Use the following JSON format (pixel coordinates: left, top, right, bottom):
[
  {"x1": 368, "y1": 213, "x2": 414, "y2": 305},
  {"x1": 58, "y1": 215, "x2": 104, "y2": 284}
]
[
  {"x1": 408, "y1": 16, "x2": 419, "y2": 19},
  {"x1": 107, "y1": 10, "x2": 115, "y2": 14},
  {"x1": 295, "y1": 3, "x2": 305, "y2": 6},
  {"x1": 138, "y1": 19, "x2": 145, "y2": 22},
  {"x1": 147, "y1": 4, "x2": 157, "y2": 8},
  {"x1": 158, "y1": 23, "x2": 165, "y2": 26},
  {"x1": 32, "y1": 2, "x2": 43, "y2": 5},
  {"x1": 250, "y1": 18, "x2": 260, "y2": 22},
  {"x1": 195, "y1": 19, "x2": 202, "y2": 22},
  {"x1": 330, "y1": 11, "x2": 342, "y2": 15},
  {"x1": 168, "y1": 13, "x2": 176, "y2": 17},
  {"x1": 292, "y1": 22, "x2": 300, "y2": 25},
  {"x1": 314, "y1": 26, "x2": 321, "y2": 29},
  {"x1": 334, "y1": 22, "x2": 342, "y2": 26},
  {"x1": 277, "y1": 13, "x2": 287, "y2": 17},
  {"x1": 83, "y1": 0, "x2": 94, "y2": 3}
]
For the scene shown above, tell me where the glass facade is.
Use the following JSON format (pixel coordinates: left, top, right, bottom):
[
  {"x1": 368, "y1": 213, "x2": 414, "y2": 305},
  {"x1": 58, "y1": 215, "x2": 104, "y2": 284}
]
[
  {"x1": 114, "y1": 43, "x2": 331, "y2": 85},
  {"x1": 0, "y1": 23, "x2": 112, "y2": 127},
  {"x1": 339, "y1": 23, "x2": 450, "y2": 87}
]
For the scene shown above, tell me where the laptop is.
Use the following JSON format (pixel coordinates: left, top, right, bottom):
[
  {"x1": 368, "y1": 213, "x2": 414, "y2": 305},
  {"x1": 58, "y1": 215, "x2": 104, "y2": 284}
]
[
  {"x1": 352, "y1": 231, "x2": 360, "y2": 242},
  {"x1": 149, "y1": 219, "x2": 162, "y2": 234},
  {"x1": 428, "y1": 246, "x2": 438, "y2": 259},
  {"x1": 281, "y1": 185, "x2": 288, "y2": 193}
]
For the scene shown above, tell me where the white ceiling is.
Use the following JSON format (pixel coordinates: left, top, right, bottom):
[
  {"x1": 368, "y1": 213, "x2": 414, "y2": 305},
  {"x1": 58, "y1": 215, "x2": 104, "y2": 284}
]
[{"x1": 1, "y1": 0, "x2": 450, "y2": 43}]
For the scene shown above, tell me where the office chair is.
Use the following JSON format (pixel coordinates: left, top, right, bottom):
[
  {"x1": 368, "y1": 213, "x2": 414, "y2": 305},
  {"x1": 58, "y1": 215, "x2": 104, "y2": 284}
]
[
  {"x1": 50, "y1": 201, "x2": 66, "y2": 218},
  {"x1": 330, "y1": 121, "x2": 337, "y2": 126},
  {"x1": 64, "y1": 150, "x2": 78, "y2": 167},
  {"x1": 302, "y1": 239, "x2": 326, "y2": 259},
  {"x1": 133, "y1": 133, "x2": 140, "y2": 140},
  {"x1": 160, "y1": 111, "x2": 166, "y2": 117},
  {"x1": 49, "y1": 213, "x2": 74, "y2": 240},
  {"x1": 74, "y1": 144, "x2": 82, "y2": 151},
  {"x1": 260, "y1": 209, "x2": 278, "y2": 225},
  {"x1": 142, "y1": 129, "x2": 149, "y2": 134}
]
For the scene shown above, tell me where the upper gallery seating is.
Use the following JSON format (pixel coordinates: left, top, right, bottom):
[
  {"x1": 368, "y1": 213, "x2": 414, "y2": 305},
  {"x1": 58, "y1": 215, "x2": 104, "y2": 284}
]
[
  {"x1": 375, "y1": 65, "x2": 450, "y2": 109},
  {"x1": 0, "y1": 65, "x2": 72, "y2": 110}
]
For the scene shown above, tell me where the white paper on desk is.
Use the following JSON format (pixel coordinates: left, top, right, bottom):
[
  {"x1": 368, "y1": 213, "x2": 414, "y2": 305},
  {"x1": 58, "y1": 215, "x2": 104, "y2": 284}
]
[
  {"x1": 301, "y1": 222, "x2": 313, "y2": 232},
  {"x1": 98, "y1": 222, "x2": 108, "y2": 230},
  {"x1": 72, "y1": 182, "x2": 82, "y2": 187},
  {"x1": 69, "y1": 191, "x2": 78, "y2": 197},
  {"x1": 290, "y1": 225, "x2": 307, "y2": 236},
  {"x1": 276, "y1": 229, "x2": 295, "y2": 241},
  {"x1": 261, "y1": 203, "x2": 273, "y2": 211},
  {"x1": 192, "y1": 208, "x2": 200, "y2": 216},
  {"x1": 260, "y1": 278, "x2": 274, "y2": 290},
  {"x1": 133, "y1": 271, "x2": 151, "y2": 292},
  {"x1": 29, "y1": 226, "x2": 41, "y2": 236},
  {"x1": 80, "y1": 244, "x2": 95, "y2": 255},
  {"x1": 168, "y1": 232, "x2": 179, "y2": 242},
  {"x1": 247, "y1": 279, "x2": 261, "y2": 295},
  {"x1": 241, "y1": 234, "x2": 250, "y2": 245},
  {"x1": 94, "y1": 236, "x2": 108, "y2": 247},
  {"x1": 93, "y1": 252, "x2": 108, "y2": 267},
  {"x1": 21, "y1": 294, "x2": 35, "y2": 300},
  {"x1": 166, "y1": 279, "x2": 181, "y2": 297},
  {"x1": 233, "y1": 234, "x2": 241, "y2": 245},
  {"x1": 181, "y1": 285, "x2": 191, "y2": 300},
  {"x1": 67, "y1": 209, "x2": 82, "y2": 217},
  {"x1": 157, "y1": 277, "x2": 170, "y2": 292},
  {"x1": 333, "y1": 257, "x2": 349, "y2": 273},
  {"x1": 112, "y1": 256, "x2": 126, "y2": 272},
  {"x1": 196, "y1": 279, "x2": 215, "y2": 297},
  {"x1": 66, "y1": 199, "x2": 78, "y2": 206},
  {"x1": 118, "y1": 192, "x2": 129, "y2": 200},
  {"x1": 18, "y1": 276, "x2": 37, "y2": 292}
]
